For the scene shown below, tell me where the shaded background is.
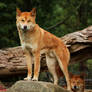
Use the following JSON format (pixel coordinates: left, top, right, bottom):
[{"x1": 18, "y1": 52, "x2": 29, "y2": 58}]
[{"x1": 0, "y1": 0, "x2": 92, "y2": 48}]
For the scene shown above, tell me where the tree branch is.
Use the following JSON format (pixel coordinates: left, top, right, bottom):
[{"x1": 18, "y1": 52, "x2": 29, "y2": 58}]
[{"x1": 47, "y1": 16, "x2": 70, "y2": 30}]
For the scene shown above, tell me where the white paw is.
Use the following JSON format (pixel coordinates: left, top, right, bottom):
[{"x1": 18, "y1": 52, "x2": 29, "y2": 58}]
[
  {"x1": 67, "y1": 87, "x2": 71, "y2": 91},
  {"x1": 24, "y1": 76, "x2": 31, "y2": 81},
  {"x1": 32, "y1": 77, "x2": 38, "y2": 81}
]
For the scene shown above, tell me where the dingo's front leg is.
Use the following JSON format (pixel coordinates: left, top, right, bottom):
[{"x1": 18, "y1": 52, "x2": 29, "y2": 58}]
[
  {"x1": 32, "y1": 51, "x2": 40, "y2": 81},
  {"x1": 24, "y1": 49, "x2": 32, "y2": 81}
]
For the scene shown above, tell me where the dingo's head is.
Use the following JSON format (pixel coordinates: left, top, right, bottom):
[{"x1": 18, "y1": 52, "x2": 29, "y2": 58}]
[
  {"x1": 70, "y1": 73, "x2": 85, "y2": 91},
  {"x1": 16, "y1": 8, "x2": 36, "y2": 32}
]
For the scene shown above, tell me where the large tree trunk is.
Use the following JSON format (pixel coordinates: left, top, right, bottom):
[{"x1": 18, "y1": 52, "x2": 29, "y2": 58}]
[{"x1": 0, "y1": 26, "x2": 92, "y2": 76}]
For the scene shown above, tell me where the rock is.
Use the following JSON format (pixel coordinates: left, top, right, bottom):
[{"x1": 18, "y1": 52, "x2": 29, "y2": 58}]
[{"x1": 7, "y1": 80, "x2": 70, "y2": 92}]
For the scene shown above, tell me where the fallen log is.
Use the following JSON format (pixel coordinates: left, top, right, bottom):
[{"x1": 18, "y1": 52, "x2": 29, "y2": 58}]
[{"x1": 0, "y1": 26, "x2": 92, "y2": 76}]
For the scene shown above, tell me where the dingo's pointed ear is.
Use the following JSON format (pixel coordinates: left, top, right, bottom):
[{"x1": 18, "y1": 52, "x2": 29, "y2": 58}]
[
  {"x1": 80, "y1": 73, "x2": 86, "y2": 79},
  {"x1": 31, "y1": 8, "x2": 36, "y2": 17},
  {"x1": 69, "y1": 72, "x2": 73, "y2": 78},
  {"x1": 16, "y1": 8, "x2": 21, "y2": 16}
]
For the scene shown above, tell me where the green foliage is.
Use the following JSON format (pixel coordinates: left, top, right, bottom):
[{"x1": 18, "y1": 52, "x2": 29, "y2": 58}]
[
  {"x1": 0, "y1": 0, "x2": 19, "y2": 48},
  {"x1": 0, "y1": 0, "x2": 92, "y2": 48},
  {"x1": 87, "y1": 59, "x2": 92, "y2": 70}
]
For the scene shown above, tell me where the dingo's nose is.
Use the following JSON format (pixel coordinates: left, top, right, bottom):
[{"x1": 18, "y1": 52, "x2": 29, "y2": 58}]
[
  {"x1": 24, "y1": 26, "x2": 27, "y2": 30},
  {"x1": 74, "y1": 86, "x2": 77, "y2": 89}
]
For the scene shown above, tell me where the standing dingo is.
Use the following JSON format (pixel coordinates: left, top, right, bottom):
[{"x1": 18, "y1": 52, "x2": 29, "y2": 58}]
[{"x1": 16, "y1": 8, "x2": 71, "y2": 90}]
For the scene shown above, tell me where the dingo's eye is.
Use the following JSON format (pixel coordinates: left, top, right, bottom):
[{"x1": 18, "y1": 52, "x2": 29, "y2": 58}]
[
  {"x1": 77, "y1": 81, "x2": 80, "y2": 84},
  {"x1": 21, "y1": 19, "x2": 24, "y2": 22},
  {"x1": 27, "y1": 20, "x2": 31, "y2": 22}
]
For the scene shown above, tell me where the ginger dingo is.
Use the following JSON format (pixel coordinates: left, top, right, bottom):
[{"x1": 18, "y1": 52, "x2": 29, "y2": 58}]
[
  {"x1": 16, "y1": 8, "x2": 71, "y2": 90},
  {"x1": 70, "y1": 73, "x2": 85, "y2": 92},
  {"x1": 62, "y1": 73, "x2": 85, "y2": 92}
]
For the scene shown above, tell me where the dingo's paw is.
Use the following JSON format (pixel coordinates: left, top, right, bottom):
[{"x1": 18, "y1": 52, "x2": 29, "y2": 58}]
[
  {"x1": 32, "y1": 77, "x2": 38, "y2": 81},
  {"x1": 24, "y1": 77, "x2": 31, "y2": 81}
]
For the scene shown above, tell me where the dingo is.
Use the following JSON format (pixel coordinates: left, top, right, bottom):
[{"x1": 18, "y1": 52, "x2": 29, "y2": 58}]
[
  {"x1": 62, "y1": 73, "x2": 85, "y2": 92},
  {"x1": 70, "y1": 73, "x2": 85, "y2": 92},
  {"x1": 16, "y1": 8, "x2": 71, "y2": 90}
]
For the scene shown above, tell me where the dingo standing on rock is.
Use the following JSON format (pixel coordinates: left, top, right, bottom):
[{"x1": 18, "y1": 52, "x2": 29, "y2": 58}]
[{"x1": 16, "y1": 8, "x2": 71, "y2": 90}]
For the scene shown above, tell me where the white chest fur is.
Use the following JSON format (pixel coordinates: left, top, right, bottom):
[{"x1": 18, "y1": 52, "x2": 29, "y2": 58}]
[{"x1": 22, "y1": 42, "x2": 37, "y2": 51}]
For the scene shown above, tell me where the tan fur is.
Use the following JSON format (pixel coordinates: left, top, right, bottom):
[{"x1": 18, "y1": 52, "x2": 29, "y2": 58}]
[{"x1": 16, "y1": 8, "x2": 71, "y2": 90}]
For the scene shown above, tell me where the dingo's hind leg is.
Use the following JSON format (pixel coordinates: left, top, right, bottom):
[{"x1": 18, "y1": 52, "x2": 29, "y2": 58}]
[
  {"x1": 46, "y1": 54, "x2": 58, "y2": 85},
  {"x1": 54, "y1": 49, "x2": 71, "y2": 90}
]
